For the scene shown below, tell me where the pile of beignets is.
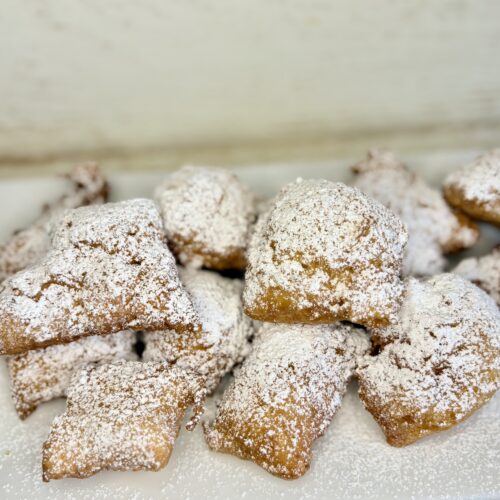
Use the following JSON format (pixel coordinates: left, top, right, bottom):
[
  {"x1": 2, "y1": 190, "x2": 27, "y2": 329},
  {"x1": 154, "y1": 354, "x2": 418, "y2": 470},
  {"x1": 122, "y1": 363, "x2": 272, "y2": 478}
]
[{"x1": 0, "y1": 152, "x2": 498, "y2": 482}]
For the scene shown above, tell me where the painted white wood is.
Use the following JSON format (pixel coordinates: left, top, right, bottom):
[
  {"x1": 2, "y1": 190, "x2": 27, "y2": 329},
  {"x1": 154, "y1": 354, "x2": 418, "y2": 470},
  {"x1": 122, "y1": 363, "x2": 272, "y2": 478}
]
[{"x1": 1, "y1": 0, "x2": 499, "y2": 166}]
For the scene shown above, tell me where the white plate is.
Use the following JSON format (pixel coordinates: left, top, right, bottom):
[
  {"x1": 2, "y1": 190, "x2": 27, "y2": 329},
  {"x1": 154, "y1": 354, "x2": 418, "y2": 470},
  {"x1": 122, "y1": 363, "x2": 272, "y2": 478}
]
[{"x1": 0, "y1": 152, "x2": 499, "y2": 500}]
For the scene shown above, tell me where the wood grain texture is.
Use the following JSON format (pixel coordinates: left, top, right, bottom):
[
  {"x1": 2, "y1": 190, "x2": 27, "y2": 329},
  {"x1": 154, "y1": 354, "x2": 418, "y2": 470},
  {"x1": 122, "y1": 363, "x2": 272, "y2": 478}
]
[{"x1": 1, "y1": 0, "x2": 499, "y2": 168}]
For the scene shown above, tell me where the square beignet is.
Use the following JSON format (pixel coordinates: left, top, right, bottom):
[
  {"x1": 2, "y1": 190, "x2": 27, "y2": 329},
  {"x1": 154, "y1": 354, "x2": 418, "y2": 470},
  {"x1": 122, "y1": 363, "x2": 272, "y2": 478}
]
[
  {"x1": 42, "y1": 361, "x2": 206, "y2": 481},
  {"x1": 8, "y1": 330, "x2": 137, "y2": 419},
  {"x1": 0, "y1": 199, "x2": 201, "y2": 355},
  {"x1": 143, "y1": 267, "x2": 253, "y2": 393},
  {"x1": 357, "y1": 273, "x2": 500, "y2": 447},
  {"x1": 155, "y1": 166, "x2": 256, "y2": 271},
  {"x1": 203, "y1": 322, "x2": 369, "y2": 479},
  {"x1": 243, "y1": 179, "x2": 408, "y2": 328}
]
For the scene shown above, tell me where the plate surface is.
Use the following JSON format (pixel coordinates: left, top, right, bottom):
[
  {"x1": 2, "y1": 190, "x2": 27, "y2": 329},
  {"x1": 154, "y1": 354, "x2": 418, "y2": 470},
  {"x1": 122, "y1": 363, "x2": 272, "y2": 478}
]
[{"x1": 0, "y1": 152, "x2": 499, "y2": 500}]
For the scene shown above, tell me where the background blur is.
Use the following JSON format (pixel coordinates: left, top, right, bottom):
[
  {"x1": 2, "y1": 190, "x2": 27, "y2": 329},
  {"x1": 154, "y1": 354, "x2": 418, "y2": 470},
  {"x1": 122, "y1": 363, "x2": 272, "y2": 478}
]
[{"x1": 1, "y1": 0, "x2": 499, "y2": 176}]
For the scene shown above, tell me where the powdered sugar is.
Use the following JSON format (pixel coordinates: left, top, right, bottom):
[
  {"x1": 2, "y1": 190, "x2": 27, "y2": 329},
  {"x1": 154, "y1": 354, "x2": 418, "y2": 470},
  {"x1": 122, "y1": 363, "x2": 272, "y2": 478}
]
[
  {"x1": 155, "y1": 166, "x2": 256, "y2": 270},
  {"x1": 243, "y1": 178, "x2": 408, "y2": 327},
  {"x1": 216, "y1": 322, "x2": 369, "y2": 412},
  {"x1": 204, "y1": 323, "x2": 370, "y2": 478},
  {"x1": 352, "y1": 149, "x2": 479, "y2": 276},
  {"x1": 0, "y1": 199, "x2": 201, "y2": 355},
  {"x1": 1, "y1": 369, "x2": 499, "y2": 499},
  {"x1": 143, "y1": 267, "x2": 254, "y2": 392},
  {"x1": 357, "y1": 273, "x2": 500, "y2": 444},
  {"x1": 444, "y1": 149, "x2": 500, "y2": 207},
  {"x1": 452, "y1": 246, "x2": 500, "y2": 306},
  {"x1": 0, "y1": 162, "x2": 108, "y2": 282},
  {"x1": 42, "y1": 361, "x2": 206, "y2": 481},
  {"x1": 8, "y1": 330, "x2": 137, "y2": 419},
  {"x1": 0, "y1": 161, "x2": 498, "y2": 498}
]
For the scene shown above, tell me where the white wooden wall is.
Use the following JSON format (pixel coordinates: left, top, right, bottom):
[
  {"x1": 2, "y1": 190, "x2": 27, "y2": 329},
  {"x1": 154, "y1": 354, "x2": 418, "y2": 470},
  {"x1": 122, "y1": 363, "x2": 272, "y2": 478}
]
[{"x1": 1, "y1": 0, "x2": 500, "y2": 173}]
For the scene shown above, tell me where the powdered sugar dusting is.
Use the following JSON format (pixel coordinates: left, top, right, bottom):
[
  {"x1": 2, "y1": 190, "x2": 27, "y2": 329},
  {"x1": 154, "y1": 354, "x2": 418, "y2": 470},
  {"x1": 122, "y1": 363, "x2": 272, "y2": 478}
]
[
  {"x1": 352, "y1": 149, "x2": 479, "y2": 276},
  {"x1": 243, "y1": 178, "x2": 408, "y2": 327},
  {"x1": 444, "y1": 149, "x2": 500, "y2": 207},
  {"x1": 155, "y1": 166, "x2": 256, "y2": 270},
  {"x1": 204, "y1": 323, "x2": 370, "y2": 478},
  {"x1": 1, "y1": 367, "x2": 499, "y2": 498},
  {"x1": 0, "y1": 161, "x2": 498, "y2": 498},
  {"x1": 452, "y1": 246, "x2": 500, "y2": 306},
  {"x1": 143, "y1": 267, "x2": 254, "y2": 392},
  {"x1": 358, "y1": 273, "x2": 500, "y2": 445},
  {"x1": 42, "y1": 361, "x2": 206, "y2": 481},
  {"x1": 8, "y1": 330, "x2": 137, "y2": 419},
  {"x1": 0, "y1": 162, "x2": 108, "y2": 282},
  {"x1": 0, "y1": 199, "x2": 201, "y2": 355}
]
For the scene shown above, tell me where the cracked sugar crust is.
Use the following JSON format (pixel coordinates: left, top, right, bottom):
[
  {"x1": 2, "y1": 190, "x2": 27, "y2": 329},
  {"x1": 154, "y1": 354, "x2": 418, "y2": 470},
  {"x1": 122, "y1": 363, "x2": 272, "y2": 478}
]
[
  {"x1": 0, "y1": 199, "x2": 201, "y2": 355},
  {"x1": 143, "y1": 267, "x2": 254, "y2": 393},
  {"x1": 203, "y1": 322, "x2": 370, "y2": 479},
  {"x1": 352, "y1": 149, "x2": 479, "y2": 276},
  {"x1": 42, "y1": 361, "x2": 206, "y2": 481},
  {"x1": 154, "y1": 166, "x2": 257, "y2": 271},
  {"x1": 0, "y1": 162, "x2": 109, "y2": 282},
  {"x1": 443, "y1": 149, "x2": 500, "y2": 226},
  {"x1": 357, "y1": 273, "x2": 500, "y2": 448},
  {"x1": 452, "y1": 246, "x2": 500, "y2": 306},
  {"x1": 8, "y1": 330, "x2": 137, "y2": 420},
  {"x1": 243, "y1": 178, "x2": 408, "y2": 328}
]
